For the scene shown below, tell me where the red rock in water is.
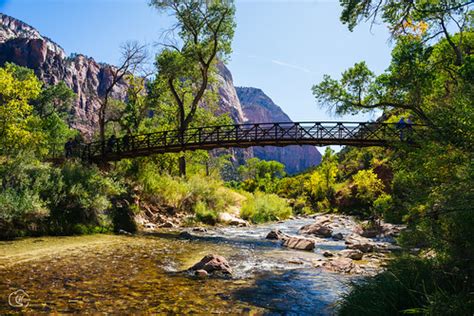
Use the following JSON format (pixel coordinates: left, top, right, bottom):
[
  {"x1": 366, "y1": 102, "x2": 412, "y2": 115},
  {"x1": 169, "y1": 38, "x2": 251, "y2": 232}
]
[{"x1": 189, "y1": 254, "x2": 232, "y2": 275}]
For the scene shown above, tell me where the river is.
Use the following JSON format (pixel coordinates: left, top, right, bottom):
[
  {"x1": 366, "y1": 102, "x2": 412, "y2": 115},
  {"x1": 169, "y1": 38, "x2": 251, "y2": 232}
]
[{"x1": 0, "y1": 218, "x2": 356, "y2": 315}]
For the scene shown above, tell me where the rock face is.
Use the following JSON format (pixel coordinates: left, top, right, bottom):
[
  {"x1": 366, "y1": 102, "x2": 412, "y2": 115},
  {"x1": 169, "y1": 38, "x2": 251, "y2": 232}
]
[
  {"x1": 0, "y1": 13, "x2": 128, "y2": 135},
  {"x1": 0, "y1": 13, "x2": 320, "y2": 173},
  {"x1": 236, "y1": 87, "x2": 322, "y2": 174}
]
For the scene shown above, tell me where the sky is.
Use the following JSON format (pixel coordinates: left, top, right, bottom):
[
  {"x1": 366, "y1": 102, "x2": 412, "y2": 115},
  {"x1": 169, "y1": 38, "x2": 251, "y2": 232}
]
[{"x1": 0, "y1": 0, "x2": 392, "y2": 123}]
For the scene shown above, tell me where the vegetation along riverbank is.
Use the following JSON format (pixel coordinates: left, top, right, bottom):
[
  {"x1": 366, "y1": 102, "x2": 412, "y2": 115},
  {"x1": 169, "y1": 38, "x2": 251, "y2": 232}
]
[{"x1": 1, "y1": 0, "x2": 472, "y2": 314}]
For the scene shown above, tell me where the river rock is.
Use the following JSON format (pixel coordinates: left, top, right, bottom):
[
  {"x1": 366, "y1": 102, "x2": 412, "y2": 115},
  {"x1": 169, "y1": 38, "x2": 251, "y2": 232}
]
[
  {"x1": 189, "y1": 254, "x2": 232, "y2": 275},
  {"x1": 218, "y1": 212, "x2": 250, "y2": 227},
  {"x1": 332, "y1": 232, "x2": 344, "y2": 240},
  {"x1": 195, "y1": 269, "x2": 209, "y2": 278},
  {"x1": 323, "y1": 251, "x2": 334, "y2": 257},
  {"x1": 323, "y1": 257, "x2": 355, "y2": 274},
  {"x1": 299, "y1": 223, "x2": 333, "y2": 238},
  {"x1": 266, "y1": 229, "x2": 288, "y2": 240},
  {"x1": 159, "y1": 221, "x2": 176, "y2": 228},
  {"x1": 345, "y1": 234, "x2": 375, "y2": 253},
  {"x1": 179, "y1": 231, "x2": 193, "y2": 239},
  {"x1": 118, "y1": 229, "x2": 132, "y2": 235},
  {"x1": 339, "y1": 249, "x2": 364, "y2": 260},
  {"x1": 282, "y1": 236, "x2": 315, "y2": 251},
  {"x1": 192, "y1": 227, "x2": 207, "y2": 233}
]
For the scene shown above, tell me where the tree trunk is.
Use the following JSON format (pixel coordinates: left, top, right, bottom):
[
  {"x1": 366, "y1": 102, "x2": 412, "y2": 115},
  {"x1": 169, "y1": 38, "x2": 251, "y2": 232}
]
[{"x1": 179, "y1": 156, "x2": 186, "y2": 177}]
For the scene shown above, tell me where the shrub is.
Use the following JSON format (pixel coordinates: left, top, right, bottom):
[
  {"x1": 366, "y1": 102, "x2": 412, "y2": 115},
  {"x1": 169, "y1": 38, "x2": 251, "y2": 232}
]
[
  {"x1": 194, "y1": 201, "x2": 218, "y2": 224},
  {"x1": 0, "y1": 189, "x2": 48, "y2": 238},
  {"x1": 240, "y1": 192, "x2": 292, "y2": 223},
  {"x1": 47, "y1": 161, "x2": 121, "y2": 234},
  {"x1": 337, "y1": 256, "x2": 474, "y2": 315}
]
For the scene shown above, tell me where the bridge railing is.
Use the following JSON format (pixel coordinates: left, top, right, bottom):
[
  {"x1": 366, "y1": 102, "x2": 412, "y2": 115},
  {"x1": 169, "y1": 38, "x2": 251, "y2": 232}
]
[{"x1": 76, "y1": 122, "x2": 425, "y2": 162}]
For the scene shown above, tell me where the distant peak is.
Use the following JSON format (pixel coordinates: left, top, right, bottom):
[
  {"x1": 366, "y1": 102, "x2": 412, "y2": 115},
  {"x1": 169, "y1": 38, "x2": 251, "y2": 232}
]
[{"x1": 0, "y1": 13, "x2": 65, "y2": 58}]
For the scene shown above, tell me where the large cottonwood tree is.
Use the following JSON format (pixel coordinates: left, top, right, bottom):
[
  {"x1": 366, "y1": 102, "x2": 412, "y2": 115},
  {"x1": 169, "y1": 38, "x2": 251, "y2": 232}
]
[{"x1": 151, "y1": 0, "x2": 236, "y2": 176}]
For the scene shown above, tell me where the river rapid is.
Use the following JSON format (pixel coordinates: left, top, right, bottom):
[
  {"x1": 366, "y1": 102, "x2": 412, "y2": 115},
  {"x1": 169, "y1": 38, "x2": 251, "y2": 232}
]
[{"x1": 1, "y1": 218, "x2": 357, "y2": 315}]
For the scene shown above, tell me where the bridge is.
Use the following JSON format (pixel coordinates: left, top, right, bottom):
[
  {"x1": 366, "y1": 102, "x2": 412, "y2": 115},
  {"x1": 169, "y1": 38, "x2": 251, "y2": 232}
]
[{"x1": 76, "y1": 121, "x2": 423, "y2": 162}]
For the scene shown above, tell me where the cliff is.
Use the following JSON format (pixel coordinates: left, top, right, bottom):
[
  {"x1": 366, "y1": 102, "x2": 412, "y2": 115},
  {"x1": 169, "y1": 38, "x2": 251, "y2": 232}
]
[
  {"x1": 0, "y1": 13, "x2": 128, "y2": 134},
  {"x1": 237, "y1": 87, "x2": 322, "y2": 174}
]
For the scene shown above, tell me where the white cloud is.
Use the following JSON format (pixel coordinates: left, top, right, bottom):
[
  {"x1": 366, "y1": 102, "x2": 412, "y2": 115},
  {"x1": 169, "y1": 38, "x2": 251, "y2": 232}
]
[{"x1": 271, "y1": 59, "x2": 313, "y2": 73}]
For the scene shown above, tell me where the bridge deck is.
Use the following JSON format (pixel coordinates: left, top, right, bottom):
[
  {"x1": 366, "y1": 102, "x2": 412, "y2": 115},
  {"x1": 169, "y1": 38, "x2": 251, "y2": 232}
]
[{"x1": 76, "y1": 122, "x2": 423, "y2": 162}]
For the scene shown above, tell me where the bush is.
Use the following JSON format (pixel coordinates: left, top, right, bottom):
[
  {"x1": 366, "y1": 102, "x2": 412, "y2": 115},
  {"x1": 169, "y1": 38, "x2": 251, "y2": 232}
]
[
  {"x1": 194, "y1": 201, "x2": 218, "y2": 224},
  {"x1": 137, "y1": 164, "x2": 238, "y2": 224},
  {"x1": 240, "y1": 191, "x2": 292, "y2": 223},
  {"x1": 0, "y1": 189, "x2": 48, "y2": 238},
  {"x1": 47, "y1": 161, "x2": 121, "y2": 234},
  {"x1": 337, "y1": 256, "x2": 474, "y2": 315}
]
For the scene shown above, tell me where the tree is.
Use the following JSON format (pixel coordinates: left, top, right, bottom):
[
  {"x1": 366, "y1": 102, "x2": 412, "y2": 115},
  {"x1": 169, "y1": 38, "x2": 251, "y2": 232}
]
[
  {"x1": 316, "y1": 1, "x2": 474, "y2": 312},
  {"x1": 340, "y1": 0, "x2": 472, "y2": 65},
  {"x1": 97, "y1": 41, "x2": 147, "y2": 143},
  {"x1": 0, "y1": 63, "x2": 42, "y2": 155},
  {"x1": 315, "y1": 1, "x2": 473, "y2": 127},
  {"x1": 151, "y1": 0, "x2": 236, "y2": 176},
  {"x1": 306, "y1": 147, "x2": 338, "y2": 205}
]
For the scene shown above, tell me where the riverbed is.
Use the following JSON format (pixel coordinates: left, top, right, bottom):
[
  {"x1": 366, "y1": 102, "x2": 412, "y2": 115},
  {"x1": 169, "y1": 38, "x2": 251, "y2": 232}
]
[{"x1": 1, "y1": 218, "x2": 356, "y2": 315}]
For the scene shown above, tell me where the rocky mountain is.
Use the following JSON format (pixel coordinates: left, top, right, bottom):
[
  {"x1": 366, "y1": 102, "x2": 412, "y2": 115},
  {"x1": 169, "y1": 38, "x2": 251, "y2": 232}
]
[
  {"x1": 0, "y1": 13, "x2": 320, "y2": 173},
  {"x1": 237, "y1": 87, "x2": 322, "y2": 174},
  {"x1": 0, "y1": 13, "x2": 128, "y2": 134}
]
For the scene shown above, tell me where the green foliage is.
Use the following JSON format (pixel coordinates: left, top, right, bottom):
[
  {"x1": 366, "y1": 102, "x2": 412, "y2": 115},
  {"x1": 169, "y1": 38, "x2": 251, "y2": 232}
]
[
  {"x1": 352, "y1": 169, "x2": 384, "y2": 203},
  {"x1": 240, "y1": 191, "x2": 292, "y2": 224},
  {"x1": 150, "y1": 0, "x2": 236, "y2": 175},
  {"x1": 47, "y1": 161, "x2": 121, "y2": 234},
  {"x1": 238, "y1": 158, "x2": 286, "y2": 193},
  {"x1": 194, "y1": 201, "x2": 218, "y2": 225},
  {"x1": 0, "y1": 63, "x2": 42, "y2": 155},
  {"x1": 137, "y1": 162, "x2": 236, "y2": 224},
  {"x1": 316, "y1": 1, "x2": 474, "y2": 313},
  {"x1": 337, "y1": 256, "x2": 474, "y2": 315},
  {"x1": 372, "y1": 193, "x2": 394, "y2": 222}
]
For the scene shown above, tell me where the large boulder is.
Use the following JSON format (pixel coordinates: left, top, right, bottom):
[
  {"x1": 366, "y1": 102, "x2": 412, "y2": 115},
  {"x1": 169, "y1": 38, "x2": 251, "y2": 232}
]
[
  {"x1": 300, "y1": 222, "x2": 333, "y2": 238},
  {"x1": 282, "y1": 236, "x2": 316, "y2": 251},
  {"x1": 189, "y1": 254, "x2": 232, "y2": 275}
]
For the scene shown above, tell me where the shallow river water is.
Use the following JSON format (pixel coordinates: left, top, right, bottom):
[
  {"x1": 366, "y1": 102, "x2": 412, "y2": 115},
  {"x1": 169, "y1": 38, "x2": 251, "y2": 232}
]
[{"x1": 0, "y1": 218, "x2": 354, "y2": 315}]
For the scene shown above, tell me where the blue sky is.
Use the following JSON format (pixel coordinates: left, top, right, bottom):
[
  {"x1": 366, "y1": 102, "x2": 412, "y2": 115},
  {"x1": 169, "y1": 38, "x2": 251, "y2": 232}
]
[{"x1": 0, "y1": 0, "x2": 391, "y2": 123}]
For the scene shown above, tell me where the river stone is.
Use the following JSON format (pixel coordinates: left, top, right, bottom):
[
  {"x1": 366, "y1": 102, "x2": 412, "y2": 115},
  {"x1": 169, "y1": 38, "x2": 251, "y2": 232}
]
[
  {"x1": 323, "y1": 257, "x2": 355, "y2": 273},
  {"x1": 179, "y1": 231, "x2": 193, "y2": 239},
  {"x1": 323, "y1": 251, "x2": 334, "y2": 257},
  {"x1": 345, "y1": 234, "x2": 375, "y2": 253},
  {"x1": 340, "y1": 249, "x2": 364, "y2": 260},
  {"x1": 192, "y1": 227, "x2": 207, "y2": 233},
  {"x1": 189, "y1": 254, "x2": 232, "y2": 275},
  {"x1": 299, "y1": 223, "x2": 333, "y2": 238},
  {"x1": 195, "y1": 269, "x2": 209, "y2": 278},
  {"x1": 218, "y1": 212, "x2": 250, "y2": 227},
  {"x1": 266, "y1": 229, "x2": 287, "y2": 240},
  {"x1": 159, "y1": 221, "x2": 175, "y2": 228},
  {"x1": 332, "y1": 232, "x2": 344, "y2": 240},
  {"x1": 282, "y1": 236, "x2": 315, "y2": 251}
]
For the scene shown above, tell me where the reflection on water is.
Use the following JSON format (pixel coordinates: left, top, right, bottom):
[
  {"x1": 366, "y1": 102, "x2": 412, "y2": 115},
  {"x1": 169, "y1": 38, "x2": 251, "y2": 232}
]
[{"x1": 0, "y1": 219, "x2": 352, "y2": 314}]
